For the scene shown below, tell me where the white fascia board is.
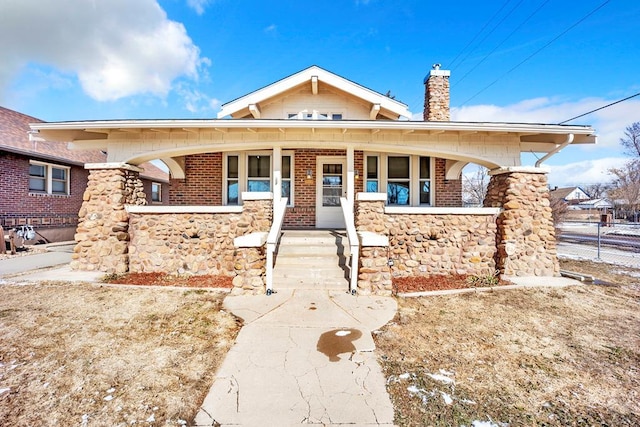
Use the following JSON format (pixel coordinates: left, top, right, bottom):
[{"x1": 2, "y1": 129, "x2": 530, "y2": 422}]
[{"x1": 217, "y1": 66, "x2": 410, "y2": 119}]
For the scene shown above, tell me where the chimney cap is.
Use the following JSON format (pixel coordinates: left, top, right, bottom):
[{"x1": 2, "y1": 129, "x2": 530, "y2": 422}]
[{"x1": 424, "y1": 63, "x2": 450, "y2": 83}]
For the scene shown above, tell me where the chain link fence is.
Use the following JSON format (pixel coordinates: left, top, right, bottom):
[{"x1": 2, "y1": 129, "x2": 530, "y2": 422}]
[{"x1": 557, "y1": 221, "x2": 640, "y2": 268}]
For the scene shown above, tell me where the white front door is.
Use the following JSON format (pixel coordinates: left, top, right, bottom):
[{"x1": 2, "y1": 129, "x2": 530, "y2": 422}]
[{"x1": 316, "y1": 157, "x2": 346, "y2": 229}]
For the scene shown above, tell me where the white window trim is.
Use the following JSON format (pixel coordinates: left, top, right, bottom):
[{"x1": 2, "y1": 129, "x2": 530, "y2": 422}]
[
  {"x1": 29, "y1": 160, "x2": 70, "y2": 196},
  {"x1": 363, "y1": 153, "x2": 434, "y2": 207},
  {"x1": 281, "y1": 151, "x2": 295, "y2": 207}
]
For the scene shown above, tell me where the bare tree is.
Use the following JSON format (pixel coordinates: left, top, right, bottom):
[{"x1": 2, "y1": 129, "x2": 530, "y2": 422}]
[
  {"x1": 550, "y1": 197, "x2": 569, "y2": 235},
  {"x1": 608, "y1": 160, "x2": 640, "y2": 221},
  {"x1": 620, "y1": 122, "x2": 640, "y2": 158},
  {"x1": 462, "y1": 165, "x2": 489, "y2": 206},
  {"x1": 583, "y1": 183, "x2": 610, "y2": 199}
]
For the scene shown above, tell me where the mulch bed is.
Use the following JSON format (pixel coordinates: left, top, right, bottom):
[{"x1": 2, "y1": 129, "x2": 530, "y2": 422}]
[
  {"x1": 104, "y1": 272, "x2": 234, "y2": 288},
  {"x1": 393, "y1": 274, "x2": 512, "y2": 294}
]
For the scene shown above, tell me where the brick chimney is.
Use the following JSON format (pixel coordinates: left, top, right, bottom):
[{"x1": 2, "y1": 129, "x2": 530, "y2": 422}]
[{"x1": 423, "y1": 63, "x2": 450, "y2": 121}]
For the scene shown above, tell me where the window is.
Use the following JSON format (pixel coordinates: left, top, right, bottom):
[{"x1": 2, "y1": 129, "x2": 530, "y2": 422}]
[
  {"x1": 226, "y1": 155, "x2": 239, "y2": 205},
  {"x1": 282, "y1": 155, "x2": 292, "y2": 204},
  {"x1": 29, "y1": 161, "x2": 69, "y2": 195},
  {"x1": 287, "y1": 111, "x2": 343, "y2": 120},
  {"x1": 419, "y1": 157, "x2": 432, "y2": 205},
  {"x1": 366, "y1": 156, "x2": 379, "y2": 192},
  {"x1": 151, "y1": 182, "x2": 162, "y2": 202},
  {"x1": 247, "y1": 155, "x2": 271, "y2": 192},
  {"x1": 387, "y1": 156, "x2": 410, "y2": 205}
]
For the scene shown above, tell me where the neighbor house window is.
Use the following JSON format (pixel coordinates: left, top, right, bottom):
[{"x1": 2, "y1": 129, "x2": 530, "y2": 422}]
[
  {"x1": 387, "y1": 156, "x2": 410, "y2": 205},
  {"x1": 366, "y1": 156, "x2": 378, "y2": 192},
  {"x1": 29, "y1": 161, "x2": 69, "y2": 195},
  {"x1": 151, "y1": 182, "x2": 162, "y2": 202}
]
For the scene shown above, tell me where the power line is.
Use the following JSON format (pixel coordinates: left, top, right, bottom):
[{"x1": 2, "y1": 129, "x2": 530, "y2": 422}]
[
  {"x1": 452, "y1": 0, "x2": 526, "y2": 76},
  {"x1": 448, "y1": 0, "x2": 512, "y2": 70},
  {"x1": 458, "y1": 0, "x2": 611, "y2": 107},
  {"x1": 453, "y1": 0, "x2": 551, "y2": 88},
  {"x1": 558, "y1": 92, "x2": 640, "y2": 124}
]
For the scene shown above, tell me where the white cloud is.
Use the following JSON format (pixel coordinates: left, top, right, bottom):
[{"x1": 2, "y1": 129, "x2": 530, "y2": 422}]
[
  {"x1": 548, "y1": 157, "x2": 626, "y2": 187},
  {"x1": 187, "y1": 0, "x2": 213, "y2": 15},
  {"x1": 0, "y1": 0, "x2": 207, "y2": 102},
  {"x1": 175, "y1": 82, "x2": 219, "y2": 114},
  {"x1": 451, "y1": 95, "x2": 640, "y2": 149},
  {"x1": 264, "y1": 24, "x2": 277, "y2": 34}
]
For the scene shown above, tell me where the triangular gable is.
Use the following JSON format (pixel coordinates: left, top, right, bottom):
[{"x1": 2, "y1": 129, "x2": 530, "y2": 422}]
[{"x1": 217, "y1": 65, "x2": 410, "y2": 120}]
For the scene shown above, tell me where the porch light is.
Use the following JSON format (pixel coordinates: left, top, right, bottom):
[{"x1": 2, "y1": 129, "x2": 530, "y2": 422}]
[
  {"x1": 354, "y1": 169, "x2": 360, "y2": 179},
  {"x1": 306, "y1": 169, "x2": 313, "y2": 179}
]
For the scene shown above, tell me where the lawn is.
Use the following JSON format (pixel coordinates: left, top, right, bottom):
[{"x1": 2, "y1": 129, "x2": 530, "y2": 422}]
[
  {"x1": 374, "y1": 261, "x2": 640, "y2": 426},
  {"x1": 0, "y1": 282, "x2": 241, "y2": 426}
]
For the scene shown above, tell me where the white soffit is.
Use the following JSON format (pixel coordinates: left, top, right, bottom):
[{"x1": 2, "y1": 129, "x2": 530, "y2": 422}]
[{"x1": 217, "y1": 65, "x2": 411, "y2": 119}]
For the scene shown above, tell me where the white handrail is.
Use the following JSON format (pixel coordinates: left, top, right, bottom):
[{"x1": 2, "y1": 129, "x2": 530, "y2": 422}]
[
  {"x1": 340, "y1": 197, "x2": 359, "y2": 294},
  {"x1": 266, "y1": 197, "x2": 288, "y2": 295}
]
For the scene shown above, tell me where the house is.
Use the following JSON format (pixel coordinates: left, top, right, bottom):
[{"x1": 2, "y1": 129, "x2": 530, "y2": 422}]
[
  {"x1": 0, "y1": 106, "x2": 169, "y2": 243},
  {"x1": 550, "y1": 186, "x2": 591, "y2": 206},
  {"x1": 31, "y1": 65, "x2": 596, "y2": 294}
]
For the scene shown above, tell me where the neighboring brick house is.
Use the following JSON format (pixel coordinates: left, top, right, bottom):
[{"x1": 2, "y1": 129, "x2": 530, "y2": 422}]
[
  {"x1": 0, "y1": 106, "x2": 169, "y2": 243},
  {"x1": 33, "y1": 65, "x2": 596, "y2": 294}
]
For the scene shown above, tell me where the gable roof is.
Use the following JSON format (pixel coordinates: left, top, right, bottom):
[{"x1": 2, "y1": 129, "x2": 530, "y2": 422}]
[
  {"x1": 549, "y1": 186, "x2": 590, "y2": 201},
  {"x1": 1, "y1": 106, "x2": 168, "y2": 182},
  {"x1": 217, "y1": 65, "x2": 411, "y2": 120}
]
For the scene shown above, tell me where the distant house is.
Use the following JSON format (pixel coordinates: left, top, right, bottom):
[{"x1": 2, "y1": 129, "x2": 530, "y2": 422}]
[
  {"x1": 550, "y1": 186, "x2": 591, "y2": 205},
  {"x1": 32, "y1": 65, "x2": 597, "y2": 294},
  {"x1": 0, "y1": 106, "x2": 168, "y2": 243}
]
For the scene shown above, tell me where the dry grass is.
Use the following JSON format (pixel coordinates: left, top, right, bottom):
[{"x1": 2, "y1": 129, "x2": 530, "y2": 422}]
[
  {"x1": 0, "y1": 281, "x2": 241, "y2": 426},
  {"x1": 375, "y1": 276, "x2": 639, "y2": 426}
]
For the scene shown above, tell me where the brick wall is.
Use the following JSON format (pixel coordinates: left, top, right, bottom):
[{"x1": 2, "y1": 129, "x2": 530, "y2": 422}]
[
  {"x1": 434, "y1": 158, "x2": 462, "y2": 207},
  {"x1": 0, "y1": 151, "x2": 87, "y2": 230},
  {"x1": 169, "y1": 153, "x2": 222, "y2": 205}
]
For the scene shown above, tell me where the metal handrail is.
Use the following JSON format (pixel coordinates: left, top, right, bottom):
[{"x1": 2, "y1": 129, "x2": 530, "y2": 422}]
[
  {"x1": 265, "y1": 197, "x2": 288, "y2": 295},
  {"x1": 340, "y1": 197, "x2": 359, "y2": 294}
]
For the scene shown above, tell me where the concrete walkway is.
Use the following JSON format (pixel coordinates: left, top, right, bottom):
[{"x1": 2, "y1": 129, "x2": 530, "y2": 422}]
[{"x1": 194, "y1": 289, "x2": 398, "y2": 427}]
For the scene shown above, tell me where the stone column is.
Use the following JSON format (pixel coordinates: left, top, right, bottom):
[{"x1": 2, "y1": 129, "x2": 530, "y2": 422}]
[
  {"x1": 355, "y1": 193, "x2": 392, "y2": 295},
  {"x1": 71, "y1": 163, "x2": 146, "y2": 274},
  {"x1": 484, "y1": 167, "x2": 559, "y2": 277}
]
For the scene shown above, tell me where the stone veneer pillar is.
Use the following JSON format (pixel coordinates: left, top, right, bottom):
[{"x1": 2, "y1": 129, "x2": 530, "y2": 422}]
[
  {"x1": 355, "y1": 193, "x2": 392, "y2": 295},
  {"x1": 71, "y1": 163, "x2": 147, "y2": 273},
  {"x1": 423, "y1": 64, "x2": 450, "y2": 122},
  {"x1": 484, "y1": 167, "x2": 559, "y2": 277}
]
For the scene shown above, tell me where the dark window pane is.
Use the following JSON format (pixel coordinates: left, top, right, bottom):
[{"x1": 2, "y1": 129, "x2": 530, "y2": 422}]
[
  {"x1": 388, "y1": 157, "x2": 409, "y2": 179},
  {"x1": 332, "y1": 114, "x2": 343, "y2": 120},
  {"x1": 387, "y1": 182, "x2": 410, "y2": 205},
  {"x1": 282, "y1": 156, "x2": 291, "y2": 178},
  {"x1": 52, "y1": 167, "x2": 66, "y2": 180},
  {"x1": 420, "y1": 157, "x2": 430, "y2": 179},
  {"x1": 366, "y1": 180, "x2": 378, "y2": 192},
  {"x1": 248, "y1": 155, "x2": 270, "y2": 178},
  {"x1": 29, "y1": 164, "x2": 45, "y2": 177},
  {"x1": 323, "y1": 164, "x2": 342, "y2": 174},
  {"x1": 420, "y1": 181, "x2": 430, "y2": 204},
  {"x1": 367, "y1": 157, "x2": 378, "y2": 179},
  {"x1": 281, "y1": 181, "x2": 290, "y2": 200},
  {"x1": 52, "y1": 180, "x2": 66, "y2": 193},
  {"x1": 228, "y1": 156, "x2": 238, "y2": 179}
]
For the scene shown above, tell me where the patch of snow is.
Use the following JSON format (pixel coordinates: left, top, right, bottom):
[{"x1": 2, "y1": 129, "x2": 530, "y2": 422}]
[
  {"x1": 439, "y1": 368, "x2": 454, "y2": 376},
  {"x1": 0, "y1": 388, "x2": 10, "y2": 395},
  {"x1": 399, "y1": 373, "x2": 411, "y2": 380},
  {"x1": 178, "y1": 420, "x2": 187, "y2": 426},
  {"x1": 43, "y1": 382, "x2": 49, "y2": 388},
  {"x1": 146, "y1": 414, "x2": 155, "y2": 422},
  {"x1": 441, "y1": 392, "x2": 453, "y2": 405},
  {"x1": 471, "y1": 421, "x2": 499, "y2": 427},
  {"x1": 335, "y1": 330, "x2": 351, "y2": 336},
  {"x1": 107, "y1": 387, "x2": 115, "y2": 393},
  {"x1": 427, "y1": 373, "x2": 455, "y2": 384},
  {"x1": 104, "y1": 395, "x2": 114, "y2": 401},
  {"x1": 460, "y1": 398, "x2": 477, "y2": 405},
  {"x1": 81, "y1": 414, "x2": 89, "y2": 427},
  {"x1": 407, "y1": 385, "x2": 424, "y2": 394},
  {"x1": 613, "y1": 269, "x2": 640, "y2": 278}
]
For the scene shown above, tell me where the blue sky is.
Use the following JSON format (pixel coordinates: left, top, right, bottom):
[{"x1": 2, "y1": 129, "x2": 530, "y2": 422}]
[{"x1": 1, "y1": 0, "x2": 639, "y2": 188}]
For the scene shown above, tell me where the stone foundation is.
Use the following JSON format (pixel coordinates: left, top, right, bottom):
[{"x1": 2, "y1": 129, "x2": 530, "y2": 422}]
[
  {"x1": 232, "y1": 247, "x2": 267, "y2": 295},
  {"x1": 485, "y1": 169, "x2": 559, "y2": 277},
  {"x1": 71, "y1": 165, "x2": 146, "y2": 274},
  {"x1": 358, "y1": 246, "x2": 392, "y2": 295}
]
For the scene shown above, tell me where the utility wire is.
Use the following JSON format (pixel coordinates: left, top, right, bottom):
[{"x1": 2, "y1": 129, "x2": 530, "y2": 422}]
[
  {"x1": 453, "y1": 0, "x2": 551, "y2": 88},
  {"x1": 452, "y1": 0, "x2": 526, "y2": 76},
  {"x1": 448, "y1": 0, "x2": 512, "y2": 70},
  {"x1": 458, "y1": 0, "x2": 611, "y2": 107},
  {"x1": 558, "y1": 92, "x2": 640, "y2": 124}
]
